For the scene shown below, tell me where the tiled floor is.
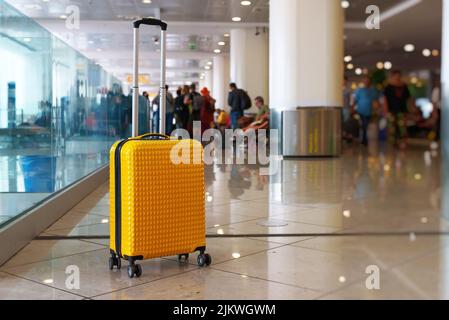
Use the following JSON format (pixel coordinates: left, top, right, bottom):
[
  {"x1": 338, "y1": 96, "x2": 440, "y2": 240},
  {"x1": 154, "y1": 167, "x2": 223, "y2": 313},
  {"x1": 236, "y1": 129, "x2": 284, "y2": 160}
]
[{"x1": 1, "y1": 143, "x2": 449, "y2": 300}]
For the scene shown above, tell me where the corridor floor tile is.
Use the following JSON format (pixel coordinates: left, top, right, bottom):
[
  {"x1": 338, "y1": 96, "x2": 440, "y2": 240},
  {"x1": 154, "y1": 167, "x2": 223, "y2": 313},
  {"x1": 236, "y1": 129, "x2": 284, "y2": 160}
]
[
  {"x1": 166, "y1": 238, "x2": 281, "y2": 265},
  {"x1": 291, "y1": 236, "x2": 449, "y2": 270},
  {"x1": 385, "y1": 246, "x2": 449, "y2": 299},
  {"x1": 1, "y1": 239, "x2": 105, "y2": 269},
  {"x1": 46, "y1": 222, "x2": 110, "y2": 237},
  {"x1": 2, "y1": 249, "x2": 197, "y2": 298},
  {"x1": 0, "y1": 271, "x2": 82, "y2": 300},
  {"x1": 94, "y1": 268, "x2": 320, "y2": 300},
  {"x1": 46, "y1": 210, "x2": 109, "y2": 231},
  {"x1": 317, "y1": 271, "x2": 433, "y2": 300},
  {"x1": 212, "y1": 245, "x2": 368, "y2": 293}
]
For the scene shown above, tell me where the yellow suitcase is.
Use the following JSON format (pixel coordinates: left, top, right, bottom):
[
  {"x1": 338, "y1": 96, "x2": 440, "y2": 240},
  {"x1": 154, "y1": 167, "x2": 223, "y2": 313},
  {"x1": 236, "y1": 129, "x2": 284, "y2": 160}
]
[
  {"x1": 109, "y1": 134, "x2": 210, "y2": 278},
  {"x1": 108, "y1": 18, "x2": 210, "y2": 278}
]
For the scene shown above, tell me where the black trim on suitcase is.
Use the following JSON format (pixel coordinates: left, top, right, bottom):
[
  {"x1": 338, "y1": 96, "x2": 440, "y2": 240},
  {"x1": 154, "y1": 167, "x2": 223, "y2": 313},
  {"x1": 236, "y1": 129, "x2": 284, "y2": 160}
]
[{"x1": 114, "y1": 139, "x2": 130, "y2": 257}]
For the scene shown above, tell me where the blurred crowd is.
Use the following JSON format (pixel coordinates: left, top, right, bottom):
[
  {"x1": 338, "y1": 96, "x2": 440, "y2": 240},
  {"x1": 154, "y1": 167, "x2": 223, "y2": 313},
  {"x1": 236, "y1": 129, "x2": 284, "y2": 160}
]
[
  {"x1": 146, "y1": 82, "x2": 270, "y2": 138},
  {"x1": 343, "y1": 70, "x2": 441, "y2": 149}
]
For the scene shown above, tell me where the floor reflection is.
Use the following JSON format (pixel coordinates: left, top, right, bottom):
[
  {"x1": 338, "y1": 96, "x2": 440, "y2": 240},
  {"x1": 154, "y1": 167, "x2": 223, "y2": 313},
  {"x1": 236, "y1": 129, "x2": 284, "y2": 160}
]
[{"x1": 1, "y1": 143, "x2": 449, "y2": 300}]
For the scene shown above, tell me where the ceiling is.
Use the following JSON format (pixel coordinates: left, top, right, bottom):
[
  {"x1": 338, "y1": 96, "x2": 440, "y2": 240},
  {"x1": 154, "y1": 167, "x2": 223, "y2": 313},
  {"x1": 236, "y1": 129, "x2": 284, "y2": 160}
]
[{"x1": 4, "y1": 0, "x2": 443, "y2": 89}]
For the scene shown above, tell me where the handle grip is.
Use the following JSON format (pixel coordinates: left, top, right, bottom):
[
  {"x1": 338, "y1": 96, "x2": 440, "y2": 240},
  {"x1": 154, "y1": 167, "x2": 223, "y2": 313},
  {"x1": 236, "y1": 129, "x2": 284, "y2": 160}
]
[
  {"x1": 136, "y1": 133, "x2": 170, "y2": 140},
  {"x1": 133, "y1": 18, "x2": 168, "y2": 31}
]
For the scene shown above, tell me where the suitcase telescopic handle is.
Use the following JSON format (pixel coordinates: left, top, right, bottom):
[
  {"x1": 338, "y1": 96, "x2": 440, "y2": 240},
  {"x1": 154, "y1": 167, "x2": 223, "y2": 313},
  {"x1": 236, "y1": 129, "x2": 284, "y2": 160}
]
[
  {"x1": 132, "y1": 18, "x2": 168, "y2": 137},
  {"x1": 133, "y1": 18, "x2": 168, "y2": 30}
]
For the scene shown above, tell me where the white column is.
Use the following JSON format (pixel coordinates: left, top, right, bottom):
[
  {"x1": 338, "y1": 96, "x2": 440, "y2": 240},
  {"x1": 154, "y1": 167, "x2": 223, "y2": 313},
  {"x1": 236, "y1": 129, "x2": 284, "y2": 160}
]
[
  {"x1": 204, "y1": 69, "x2": 213, "y2": 93},
  {"x1": 442, "y1": 0, "x2": 449, "y2": 221},
  {"x1": 213, "y1": 54, "x2": 230, "y2": 110},
  {"x1": 230, "y1": 28, "x2": 269, "y2": 108},
  {"x1": 270, "y1": 0, "x2": 344, "y2": 110},
  {"x1": 443, "y1": 0, "x2": 449, "y2": 105}
]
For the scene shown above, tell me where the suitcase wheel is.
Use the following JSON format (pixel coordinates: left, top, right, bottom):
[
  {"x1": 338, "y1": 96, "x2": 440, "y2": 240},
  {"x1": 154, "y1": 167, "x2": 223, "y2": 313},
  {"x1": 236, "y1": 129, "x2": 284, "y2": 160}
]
[
  {"x1": 127, "y1": 263, "x2": 142, "y2": 278},
  {"x1": 197, "y1": 253, "x2": 212, "y2": 267},
  {"x1": 178, "y1": 254, "x2": 190, "y2": 262},
  {"x1": 109, "y1": 255, "x2": 121, "y2": 270}
]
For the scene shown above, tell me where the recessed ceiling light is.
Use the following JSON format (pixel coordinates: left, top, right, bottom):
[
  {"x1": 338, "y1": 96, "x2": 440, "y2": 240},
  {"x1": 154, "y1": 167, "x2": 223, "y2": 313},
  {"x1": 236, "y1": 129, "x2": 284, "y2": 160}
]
[
  {"x1": 59, "y1": 15, "x2": 67, "y2": 19},
  {"x1": 232, "y1": 17, "x2": 242, "y2": 22},
  {"x1": 404, "y1": 44, "x2": 415, "y2": 52},
  {"x1": 346, "y1": 63, "x2": 354, "y2": 70},
  {"x1": 142, "y1": 0, "x2": 152, "y2": 3},
  {"x1": 218, "y1": 41, "x2": 226, "y2": 46},
  {"x1": 232, "y1": 253, "x2": 241, "y2": 259},
  {"x1": 341, "y1": 0, "x2": 350, "y2": 9},
  {"x1": 422, "y1": 49, "x2": 431, "y2": 57},
  {"x1": 241, "y1": 0, "x2": 252, "y2": 5},
  {"x1": 205, "y1": 65, "x2": 211, "y2": 70},
  {"x1": 207, "y1": 61, "x2": 213, "y2": 65},
  {"x1": 224, "y1": 33, "x2": 230, "y2": 37},
  {"x1": 214, "y1": 49, "x2": 221, "y2": 54},
  {"x1": 376, "y1": 61, "x2": 384, "y2": 69},
  {"x1": 432, "y1": 49, "x2": 440, "y2": 57},
  {"x1": 23, "y1": 37, "x2": 32, "y2": 42},
  {"x1": 344, "y1": 55, "x2": 352, "y2": 63},
  {"x1": 355, "y1": 68, "x2": 362, "y2": 75},
  {"x1": 384, "y1": 61, "x2": 392, "y2": 70}
]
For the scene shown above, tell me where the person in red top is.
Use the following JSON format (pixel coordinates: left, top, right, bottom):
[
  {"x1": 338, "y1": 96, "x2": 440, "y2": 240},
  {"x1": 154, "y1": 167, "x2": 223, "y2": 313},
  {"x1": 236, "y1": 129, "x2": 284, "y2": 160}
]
[{"x1": 200, "y1": 87, "x2": 216, "y2": 135}]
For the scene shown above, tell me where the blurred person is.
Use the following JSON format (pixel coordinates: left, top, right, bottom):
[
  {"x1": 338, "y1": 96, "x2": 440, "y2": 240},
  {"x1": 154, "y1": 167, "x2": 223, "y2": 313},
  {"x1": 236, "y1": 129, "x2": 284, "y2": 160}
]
[
  {"x1": 431, "y1": 78, "x2": 441, "y2": 110},
  {"x1": 200, "y1": 87, "x2": 216, "y2": 134},
  {"x1": 190, "y1": 83, "x2": 203, "y2": 125},
  {"x1": 165, "y1": 85, "x2": 175, "y2": 134},
  {"x1": 183, "y1": 85, "x2": 194, "y2": 134},
  {"x1": 174, "y1": 87, "x2": 186, "y2": 129},
  {"x1": 228, "y1": 83, "x2": 244, "y2": 129},
  {"x1": 418, "y1": 106, "x2": 441, "y2": 141},
  {"x1": 353, "y1": 76, "x2": 379, "y2": 146},
  {"x1": 243, "y1": 96, "x2": 269, "y2": 132},
  {"x1": 342, "y1": 76, "x2": 352, "y2": 123},
  {"x1": 216, "y1": 108, "x2": 231, "y2": 129},
  {"x1": 166, "y1": 85, "x2": 174, "y2": 107},
  {"x1": 384, "y1": 70, "x2": 412, "y2": 149},
  {"x1": 152, "y1": 86, "x2": 174, "y2": 135}
]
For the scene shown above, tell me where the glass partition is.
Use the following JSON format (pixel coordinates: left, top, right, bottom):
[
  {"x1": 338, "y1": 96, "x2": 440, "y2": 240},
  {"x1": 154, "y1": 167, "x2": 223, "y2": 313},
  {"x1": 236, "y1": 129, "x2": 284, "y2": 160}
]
[{"x1": 0, "y1": 0, "x2": 136, "y2": 227}]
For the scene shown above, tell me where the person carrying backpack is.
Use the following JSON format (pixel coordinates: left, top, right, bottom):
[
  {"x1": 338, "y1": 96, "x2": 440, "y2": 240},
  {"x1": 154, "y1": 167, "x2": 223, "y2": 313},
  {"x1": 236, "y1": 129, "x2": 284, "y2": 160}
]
[{"x1": 228, "y1": 83, "x2": 250, "y2": 129}]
